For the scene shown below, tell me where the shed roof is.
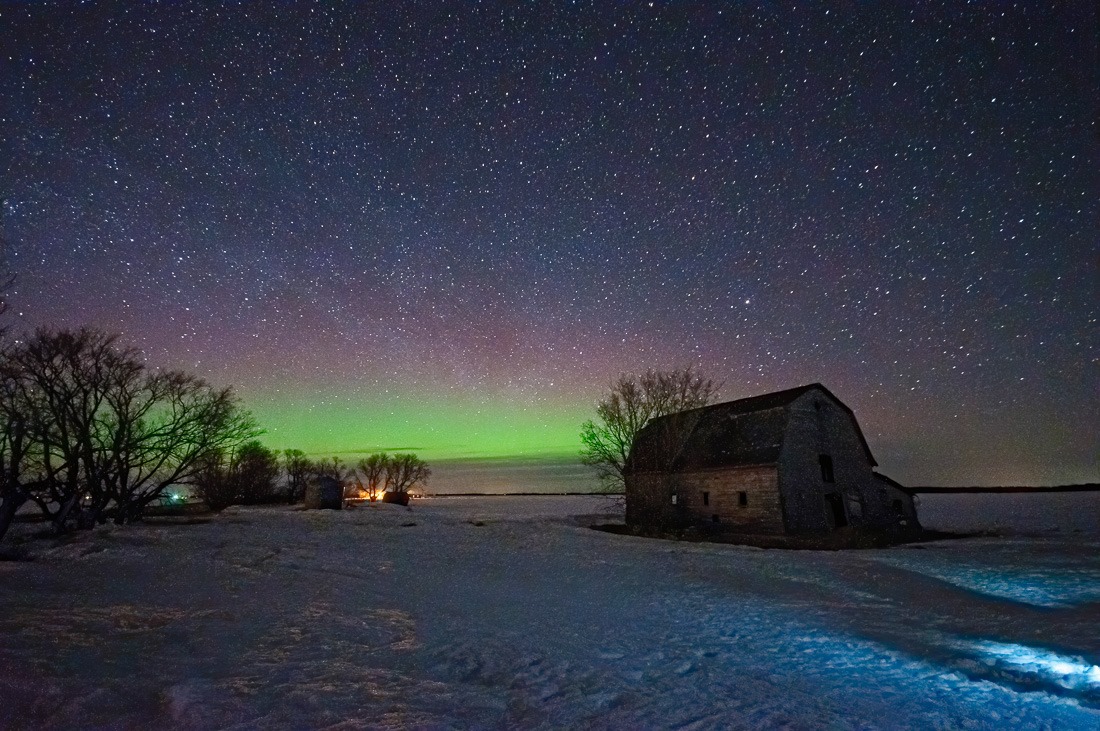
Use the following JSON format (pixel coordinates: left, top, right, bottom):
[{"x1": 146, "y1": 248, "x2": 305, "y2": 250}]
[
  {"x1": 625, "y1": 383, "x2": 877, "y2": 473},
  {"x1": 872, "y1": 472, "x2": 915, "y2": 494}
]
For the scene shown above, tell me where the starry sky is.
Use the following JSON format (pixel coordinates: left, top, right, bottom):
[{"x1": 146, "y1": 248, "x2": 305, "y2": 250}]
[{"x1": 2, "y1": 2, "x2": 1097, "y2": 486}]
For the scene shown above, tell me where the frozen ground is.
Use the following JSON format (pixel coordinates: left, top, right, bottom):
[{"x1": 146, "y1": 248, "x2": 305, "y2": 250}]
[
  {"x1": 1, "y1": 495, "x2": 1098, "y2": 730},
  {"x1": 918, "y1": 491, "x2": 1100, "y2": 535}
]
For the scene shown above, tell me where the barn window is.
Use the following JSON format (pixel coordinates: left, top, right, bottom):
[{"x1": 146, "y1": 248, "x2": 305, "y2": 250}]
[
  {"x1": 702, "y1": 491, "x2": 710, "y2": 506},
  {"x1": 819, "y1": 455, "x2": 834, "y2": 483},
  {"x1": 738, "y1": 491, "x2": 748, "y2": 506}
]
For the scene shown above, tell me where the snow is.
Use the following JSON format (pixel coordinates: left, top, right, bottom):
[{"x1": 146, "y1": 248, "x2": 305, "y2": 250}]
[
  {"x1": 2, "y1": 494, "x2": 1098, "y2": 729},
  {"x1": 917, "y1": 492, "x2": 1100, "y2": 535}
]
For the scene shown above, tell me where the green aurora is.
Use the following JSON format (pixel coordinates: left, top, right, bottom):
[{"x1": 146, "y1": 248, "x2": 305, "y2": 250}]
[{"x1": 246, "y1": 389, "x2": 591, "y2": 461}]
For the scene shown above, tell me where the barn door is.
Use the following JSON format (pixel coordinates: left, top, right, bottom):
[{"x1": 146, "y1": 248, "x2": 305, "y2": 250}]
[{"x1": 824, "y1": 492, "x2": 848, "y2": 529}]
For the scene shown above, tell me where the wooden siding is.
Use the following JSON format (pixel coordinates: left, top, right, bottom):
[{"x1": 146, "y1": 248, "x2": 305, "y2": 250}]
[
  {"x1": 778, "y1": 389, "x2": 908, "y2": 532},
  {"x1": 624, "y1": 473, "x2": 678, "y2": 528},
  {"x1": 677, "y1": 465, "x2": 784, "y2": 533}
]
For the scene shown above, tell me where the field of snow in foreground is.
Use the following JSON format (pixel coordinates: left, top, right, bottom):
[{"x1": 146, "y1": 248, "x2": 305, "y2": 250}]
[
  {"x1": 1, "y1": 495, "x2": 1098, "y2": 730},
  {"x1": 917, "y1": 491, "x2": 1100, "y2": 535}
]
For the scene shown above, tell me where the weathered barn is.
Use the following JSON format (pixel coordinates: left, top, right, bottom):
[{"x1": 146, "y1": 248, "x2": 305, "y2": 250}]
[{"x1": 624, "y1": 384, "x2": 919, "y2": 534}]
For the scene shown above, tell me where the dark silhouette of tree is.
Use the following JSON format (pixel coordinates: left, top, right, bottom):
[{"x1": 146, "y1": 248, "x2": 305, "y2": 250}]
[
  {"x1": 0, "y1": 327, "x2": 258, "y2": 533},
  {"x1": 8, "y1": 329, "x2": 132, "y2": 529},
  {"x1": 311, "y1": 456, "x2": 346, "y2": 482},
  {"x1": 105, "y1": 369, "x2": 259, "y2": 522},
  {"x1": 356, "y1": 452, "x2": 388, "y2": 501},
  {"x1": 283, "y1": 449, "x2": 311, "y2": 503},
  {"x1": 383, "y1": 453, "x2": 430, "y2": 497},
  {"x1": 0, "y1": 353, "x2": 39, "y2": 542},
  {"x1": 233, "y1": 441, "x2": 280, "y2": 504},
  {"x1": 192, "y1": 441, "x2": 279, "y2": 510},
  {"x1": 580, "y1": 367, "x2": 719, "y2": 494},
  {"x1": 191, "y1": 452, "x2": 237, "y2": 512}
]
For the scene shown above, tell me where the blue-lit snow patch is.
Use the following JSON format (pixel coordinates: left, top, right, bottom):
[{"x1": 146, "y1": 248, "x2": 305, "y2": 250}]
[
  {"x1": 958, "y1": 640, "x2": 1100, "y2": 705},
  {"x1": 936, "y1": 567, "x2": 1100, "y2": 608},
  {"x1": 872, "y1": 556, "x2": 1100, "y2": 608}
]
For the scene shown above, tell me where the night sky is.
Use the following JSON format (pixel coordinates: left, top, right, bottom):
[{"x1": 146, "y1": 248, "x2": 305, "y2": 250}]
[{"x1": 2, "y1": 2, "x2": 1096, "y2": 486}]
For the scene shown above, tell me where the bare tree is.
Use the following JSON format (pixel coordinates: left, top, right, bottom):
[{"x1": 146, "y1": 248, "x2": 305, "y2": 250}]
[
  {"x1": 101, "y1": 368, "x2": 259, "y2": 522},
  {"x1": 190, "y1": 451, "x2": 237, "y2": 512},
  {"x1": 356, "y1": 452, "x2": 388, "y2": 501},
  {"x1": 0, "y1": 327, "x2": 259, "y2": 531},
  {"x1": 7, "y1": 328, "x2": 122, "y2": 529},
  {"x1": 283, "y1": 449, "x2": 311, "y2": 503},
  {"x1": 383, "y1": 453, "x2": 430, "y2": 500},
  {"x1": 192, "y1": 440, "x2": 279, "y2": 511},
  {"x1": 580, "y1": 367, "x2": 719, "y2": 494},
  {"x1": 231, "y1": 441, "x2": 280, "y2": 505},
  {"x1": 0, "y1": 352, "x2": 41, "y2": 541},
  {"x1": 311, "y1": 456, "x2": 346, "y2": 482}
]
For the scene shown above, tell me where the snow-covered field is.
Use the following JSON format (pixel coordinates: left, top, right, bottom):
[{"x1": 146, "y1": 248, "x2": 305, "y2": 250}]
[
  {"x1": 2, "y1": 495, "x2": 1098, "y2": 730},
  {"x1": 918, "y1": 491, "x2": 1100, "y2": 535}
]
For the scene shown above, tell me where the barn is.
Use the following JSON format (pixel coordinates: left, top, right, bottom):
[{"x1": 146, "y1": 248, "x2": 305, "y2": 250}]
[{"x1": 623, "y1": 384, "x2": 919, "y2": 534}]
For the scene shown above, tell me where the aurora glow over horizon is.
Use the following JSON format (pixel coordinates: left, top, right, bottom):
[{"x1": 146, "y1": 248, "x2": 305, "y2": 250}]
[{"x1": 2, "y1": 3, "x2": 1097, "y2": 485}]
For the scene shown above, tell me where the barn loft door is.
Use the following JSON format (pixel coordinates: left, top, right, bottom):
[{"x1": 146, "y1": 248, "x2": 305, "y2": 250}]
[{"x1": 824, "y1": 492, "x2": 848, "y2": 529}]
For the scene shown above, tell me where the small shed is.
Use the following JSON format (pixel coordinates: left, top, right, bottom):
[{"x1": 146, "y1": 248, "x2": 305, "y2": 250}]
[{"x1": 304, "y1": 476, "x2": 344, "y2": 510}]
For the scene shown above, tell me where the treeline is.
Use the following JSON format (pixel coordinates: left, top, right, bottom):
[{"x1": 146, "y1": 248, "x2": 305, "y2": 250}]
[
  {"x1": 190, "y1": 447, "x2": 431, "y2": 510},
  {"x1": 0, "y1": 327, "x2": 259, "y2": 540},
  {"x1": 0, "y1": 325, "x2": 433, "y2": 543},
  {"x1": 344, "y1": 452, "x2": 431, "y2": 505},
  {"x1": 909, "y1": 484, "x2": 1100, "y2": 494}
]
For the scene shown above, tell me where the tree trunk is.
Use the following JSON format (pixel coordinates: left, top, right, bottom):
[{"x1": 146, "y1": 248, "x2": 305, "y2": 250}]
[
  {"x1": 0, "y1": 493, "x2": 27, "y2": 543},
  {"x1": 54, "y1": 493, "x2": 80, "y2": 534}
]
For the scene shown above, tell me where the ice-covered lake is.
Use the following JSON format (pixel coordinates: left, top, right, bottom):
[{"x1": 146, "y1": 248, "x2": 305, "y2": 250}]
[{"x1": 1, "y1": 495, "x2": 1097, "y2": 729}]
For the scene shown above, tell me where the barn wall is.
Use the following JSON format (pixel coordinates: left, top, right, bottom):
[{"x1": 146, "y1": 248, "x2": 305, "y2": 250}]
[
  {"x1": 778, "y1": 388, "x2": 906, "y2": 532},
  {"x1": 625, "y1": 473, "x2": 680, "y2": 529},
  {"x1": 882, "y1": 484, "x2": 920, "y2": 524},
  {"x1": 675, "y1": 465, "x2": 785, "y2": 533},
  {"x1": 626, "y1": 466, "x2": 784, "y2": 532}
]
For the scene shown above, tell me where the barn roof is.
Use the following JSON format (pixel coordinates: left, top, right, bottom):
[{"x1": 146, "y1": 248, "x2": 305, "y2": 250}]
[
  {"x1": 872, "y1": 472, "x2": 915, "y2": 494},
  {"x1": 624, "y1": 383, "x2": 878, "y2": 473}
]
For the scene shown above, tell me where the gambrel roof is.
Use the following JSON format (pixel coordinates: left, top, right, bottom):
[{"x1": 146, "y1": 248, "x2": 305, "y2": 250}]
[{"x1": 624, "y1": 383, "x2": 877, "y2": 474}]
